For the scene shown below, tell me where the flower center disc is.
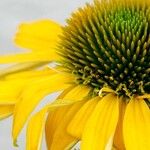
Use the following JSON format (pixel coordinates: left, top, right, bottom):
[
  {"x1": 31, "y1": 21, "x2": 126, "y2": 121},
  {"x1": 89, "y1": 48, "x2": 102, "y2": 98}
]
[{"x1": 58, "y1": 0, "x2": 150, "y2": 98}]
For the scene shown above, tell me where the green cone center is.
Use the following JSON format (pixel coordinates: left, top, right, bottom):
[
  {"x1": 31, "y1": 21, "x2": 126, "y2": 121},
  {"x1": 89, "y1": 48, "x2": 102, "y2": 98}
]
[{"x1": 58, "y1": 0, "x2": 150, "y2": 98}]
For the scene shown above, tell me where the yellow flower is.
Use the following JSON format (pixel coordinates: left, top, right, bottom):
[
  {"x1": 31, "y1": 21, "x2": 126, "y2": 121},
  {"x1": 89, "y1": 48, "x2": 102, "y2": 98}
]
[{"x1": 1, "y1": 0, "x2": 150, "y2": 149}]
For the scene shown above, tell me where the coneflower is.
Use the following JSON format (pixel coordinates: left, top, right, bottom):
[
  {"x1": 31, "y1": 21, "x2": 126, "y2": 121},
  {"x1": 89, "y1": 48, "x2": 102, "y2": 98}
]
[{"x1": 0, "y1": 0, "x2": 150, "y2": 149}]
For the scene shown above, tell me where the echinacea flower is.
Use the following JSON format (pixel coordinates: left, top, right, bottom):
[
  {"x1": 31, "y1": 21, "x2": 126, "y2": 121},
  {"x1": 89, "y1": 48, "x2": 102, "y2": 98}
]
[{"x1": 1, "y1": 0, "x2": 150, "y2": 149}]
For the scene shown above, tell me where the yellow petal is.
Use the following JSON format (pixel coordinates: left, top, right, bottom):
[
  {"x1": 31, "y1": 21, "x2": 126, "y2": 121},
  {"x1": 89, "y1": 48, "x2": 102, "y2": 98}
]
[
  {"x1": 113, "y1": 99, "x2": 126, "y2": 150},
  {"x1": 5, "y1": 67, "x2": 55, "y2": 80},
  {"x1": 12, "y1": 73, "x2": 73, "y2": 143},
  {"x1": 0, "y1": 80, "x2": 27, "y2": 105},
  {"x1": 81, "y1": 94, "x2": 119, "y2": 150},
  {"x1": 0, "y1": 105, "x2": 14, "y2": 120},
  {"x1": 26, "y1": 107, "x2": 48, "y2": 150},
  {"x1": 46, "y1": 105, "x2": 71, "y2": 149},
  {"x1": 0, "y1": 68, "x2": 55, "y2": 105},
  {"x1": 0, "y1": 52, "x2": 57, "y2": 63},
  {"x1": 46, "y1": 85, "x2": 91, "y2": 150},
  {"x1": 0, "y1": 20, "x2": 61, "y2": 65},
  {"x1": 12, "y1": 19, "x2": 61, "y2": 62},
  {"x1": 0, "y1": 62, "x2": 47, "y2": 78},
  {"x1": 50, "y1": 102, "x2": 84, "y2": 150},
  {"x1": 123, "y1": 98, "x2": 150, "y2": 150},
  {"x1": 67, "y1": 96, "x2": 99, "y2": 139},
  {"x1": 63, "y1": 85, "x2": 91, "y2": 101},
  {"x1": 45, "y1": 88, "x2": 75, "y2": 150},
  {"x1": 26, "y1": 88, "x2": 83, "y2": 150},
  {"x1": 137, "y1": 94, "x2": 150, "y2": 99},
  {"x1": 15, "y1": 19, "x2": 61, "y2": 51}
]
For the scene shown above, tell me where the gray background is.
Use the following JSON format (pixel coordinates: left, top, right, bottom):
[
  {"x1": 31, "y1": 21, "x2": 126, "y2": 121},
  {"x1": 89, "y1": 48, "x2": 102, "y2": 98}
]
[{"x1": 0, "y1": 0, "x2": 92, "y2": 149}]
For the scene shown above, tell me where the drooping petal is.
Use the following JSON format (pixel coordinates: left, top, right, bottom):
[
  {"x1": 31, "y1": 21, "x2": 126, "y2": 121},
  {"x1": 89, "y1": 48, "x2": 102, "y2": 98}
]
[
  {"x1": 46, "y1": 105, "x2": 71, "y2": 150},
  {"x1": 123, "y1": 98, "x2": 150, "y2": 150},
  {"x1": 50, "y1": 101, "x2": 84, "y2": 150},
  {"x1": 0, "y1": 105, "x2": 14, "y2": 120},
  {"x1": 5, "y1": 67, "x2": 55, "y2": 80},
  {"x1": 0, "y1": 68, "x2": 55, "y2": 105},
  {"x1": 45, "y1": 85, "x2": 91, "y2": 150},
  {"x1": 0, "y1": 52, "x2": 56, "y2": 63},
  {"x1": 14, "y1": 19, "x2": 62, "y2": 52},
  {"x1": 67, "y1": 96, "x2": 99, "y2": 139},
  {"x1": 0, "y1": 80, "x2": 27, "y2": 105},
  {"x1": 26, "y1": 107, "x2": 48, "y2": 150},
  {"x1": 12, "y1": 73, "x2": 73, "y2": 144},
  {"x1": 0, "y1": 20, "x2": 62, "y2": 65},
  {"x1": 81, "y1": 94, "x2": 119, "y2": 150},
  {"x1": 62, "y1": 85, "x2": 91, "y2": 101},
  {"x1": 46, "y1": 112, "x2": 71, "y2": 148},
  {"x1": 0, "y1": 62, "x2": 47, "y2": 77},
  {"x1": 45, "y1": 86, "x2": 76, "y2": 149},
  {"x1": 26, "y1": 86, "x2": 86, "y2": 150},
  {"x1": 113, "y1": 99, "x2": 126, "y2": 149}
]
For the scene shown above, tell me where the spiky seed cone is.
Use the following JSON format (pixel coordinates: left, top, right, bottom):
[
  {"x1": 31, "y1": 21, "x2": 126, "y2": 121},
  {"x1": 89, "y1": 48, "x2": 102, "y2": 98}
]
[{"x1": 58, "y1": 0, "x2": 150, "y2": 98}]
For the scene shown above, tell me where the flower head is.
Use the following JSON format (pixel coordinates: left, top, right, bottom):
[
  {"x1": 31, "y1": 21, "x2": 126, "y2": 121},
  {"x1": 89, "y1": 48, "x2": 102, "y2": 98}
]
[
  {"x1": 0, "y1": 0, "x2": 150, "y2": 149},
  {"x1": 59, "y1": 0, "x2": 150, "y2": 99}
]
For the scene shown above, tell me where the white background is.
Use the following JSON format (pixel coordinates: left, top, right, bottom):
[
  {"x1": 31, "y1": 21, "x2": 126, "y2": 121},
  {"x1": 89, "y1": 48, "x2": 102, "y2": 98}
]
[{"x1": 0, "y1": 0, "x2": 92, "y2": 149}]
